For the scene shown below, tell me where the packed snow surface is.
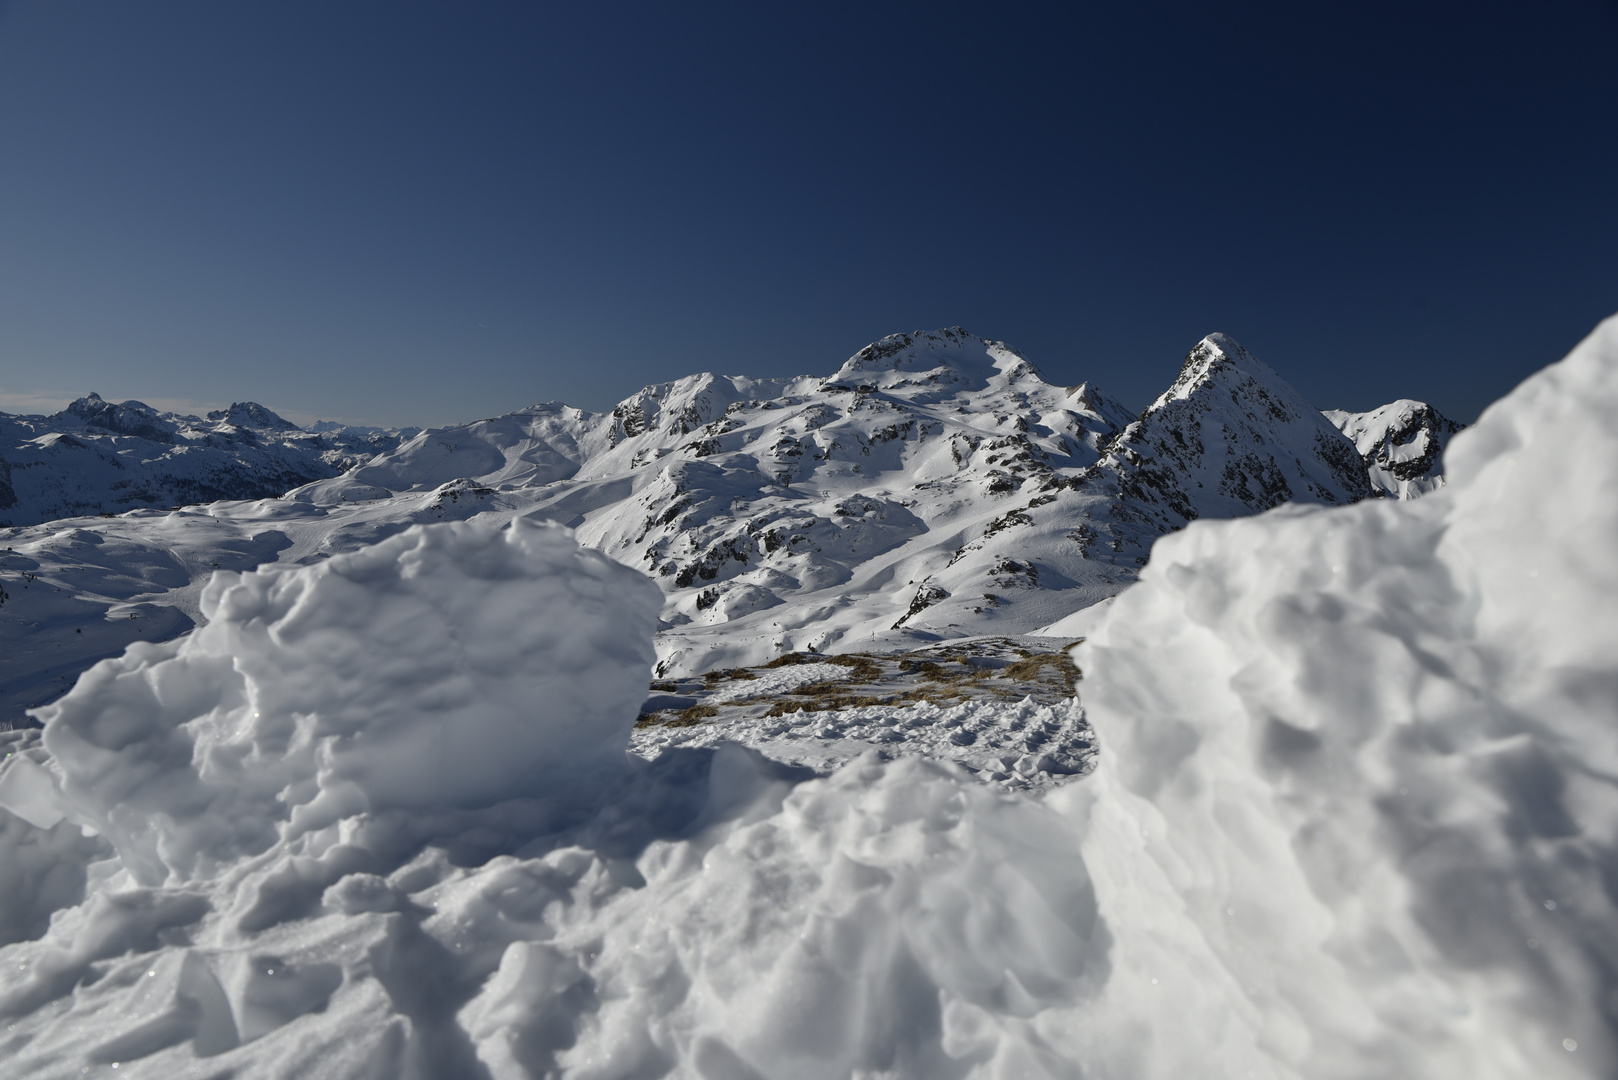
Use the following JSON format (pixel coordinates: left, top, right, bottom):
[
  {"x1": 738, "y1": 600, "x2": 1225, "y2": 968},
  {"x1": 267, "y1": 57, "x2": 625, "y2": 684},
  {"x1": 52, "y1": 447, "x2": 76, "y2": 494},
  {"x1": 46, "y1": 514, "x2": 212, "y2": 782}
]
[{"x1": 0, "y1": 318, "x2": 1604, "y2": 1078}]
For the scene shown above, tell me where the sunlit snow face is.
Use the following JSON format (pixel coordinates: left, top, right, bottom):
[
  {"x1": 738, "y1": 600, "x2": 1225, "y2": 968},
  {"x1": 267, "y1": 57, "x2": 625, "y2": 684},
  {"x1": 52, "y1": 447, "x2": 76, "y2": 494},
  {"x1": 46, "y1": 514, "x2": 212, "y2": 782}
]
[{"x1": 26, "y1": 518, "x2": 661, "y2": 884}]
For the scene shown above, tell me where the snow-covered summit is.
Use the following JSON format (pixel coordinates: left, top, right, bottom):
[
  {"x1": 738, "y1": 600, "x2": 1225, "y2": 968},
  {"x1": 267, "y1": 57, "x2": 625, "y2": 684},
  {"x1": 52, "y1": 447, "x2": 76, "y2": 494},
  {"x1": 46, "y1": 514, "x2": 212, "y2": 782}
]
[
  {"x1": 1069, "y1": 332, "x2": 1372, "y2": 564},
  {"x1": 58, "y1": 393, "x2": 179, "y2": 443},
  {"x1": 831, "y1": 327, "x2": 1050, "y2": 391},
  {"x1": 1325, "y1": 397, "x2": 1463, "y2": 498},
  {"x1": 1150, "y1": 330, "x2": 1276, "y2": 405},
  {"x1": 204, "y1": 401, "x2": 301, "y2": 431}
]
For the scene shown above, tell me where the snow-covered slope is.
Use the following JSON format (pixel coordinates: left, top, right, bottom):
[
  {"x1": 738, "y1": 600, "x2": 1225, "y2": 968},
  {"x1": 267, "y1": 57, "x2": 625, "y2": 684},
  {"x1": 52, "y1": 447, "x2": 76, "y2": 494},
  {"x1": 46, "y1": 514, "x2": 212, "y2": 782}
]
[
  {"x1": 289, "y1": 328, "x2": 1371, "y2": 673},
  {"x1": 0, "y1": 329, "x2": 1375, "y2": 721},
  {"x1": 1325, "y1": 397, "x2": 1463, "y2": 498},
  {"x1": 0, "y1": 314, "x2": 1612, "y2": 1078},
  {"x1": 0, "y1": 394, "x2": 416, "y2": 527}
]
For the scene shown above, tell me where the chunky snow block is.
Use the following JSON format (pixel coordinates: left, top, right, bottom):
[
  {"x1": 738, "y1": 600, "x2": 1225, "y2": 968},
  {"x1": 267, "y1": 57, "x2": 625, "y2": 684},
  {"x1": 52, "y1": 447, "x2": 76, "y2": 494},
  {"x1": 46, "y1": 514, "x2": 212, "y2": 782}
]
[
  {"x1": 1073, "y1": 312, "x2": 1618, "y2": 1076},
  {"x1": 32, "y1": 518, "x2": 662, "y2": 884}
]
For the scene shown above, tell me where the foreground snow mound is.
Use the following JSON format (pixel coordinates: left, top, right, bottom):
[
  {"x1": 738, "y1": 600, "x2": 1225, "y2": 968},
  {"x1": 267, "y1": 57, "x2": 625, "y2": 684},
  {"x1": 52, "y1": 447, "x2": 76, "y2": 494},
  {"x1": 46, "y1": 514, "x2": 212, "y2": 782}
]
[
  {"x1": 1075, "y1": 314, "x2": 1618, "y2": 1076},
  {"x1": 27, "y1": 519, "x2": 662, "y2": 885}
]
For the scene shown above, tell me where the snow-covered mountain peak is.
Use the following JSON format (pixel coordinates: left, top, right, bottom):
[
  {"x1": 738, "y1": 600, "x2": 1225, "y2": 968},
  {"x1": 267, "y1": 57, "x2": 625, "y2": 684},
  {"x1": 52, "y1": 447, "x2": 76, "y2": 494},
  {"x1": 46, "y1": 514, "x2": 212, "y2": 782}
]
[
  {"x1": 59, "y1": 392, "x2": 179, "y2": 442},
  {"x1": 205, "y1": 401, "x2": 299, "y2": 431},
  {"x1": 0, "y1": 399, "x2": 417, "y2": 526},
  {"x1": 1152, "y1": 332, "x2": 1288, "y2": 409},
  {"x1": 831, "y1": 328, "x2": 1048, "y2": 394},
  {"x1": 1069, "y1": 334, "x2": 1373, "y2": 564},
  {"x1": 1325, "y1": 398, "x2": 1463, "y2": 499}
]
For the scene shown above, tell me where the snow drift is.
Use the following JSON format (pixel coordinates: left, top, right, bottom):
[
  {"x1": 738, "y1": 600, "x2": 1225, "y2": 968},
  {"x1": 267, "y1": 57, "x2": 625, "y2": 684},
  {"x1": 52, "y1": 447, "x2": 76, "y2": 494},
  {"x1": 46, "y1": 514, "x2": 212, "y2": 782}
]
[
  {"x1": 1072, "y1": 313, "x2": 1618, "y2": 1076},
  {"x1": 17, "y1": 519, "x2": 662, "y2": 887},
  {"x1": 0, "y1": 317, "x2": 1613, "y2": 1078}
]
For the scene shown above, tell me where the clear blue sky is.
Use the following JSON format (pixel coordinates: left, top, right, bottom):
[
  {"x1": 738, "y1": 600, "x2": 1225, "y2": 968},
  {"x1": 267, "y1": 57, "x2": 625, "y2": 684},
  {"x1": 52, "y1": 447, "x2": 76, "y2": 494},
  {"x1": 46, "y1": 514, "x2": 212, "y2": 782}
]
[{"x1": 1, "y1": 0, "x2": 1614, "y2": 428}]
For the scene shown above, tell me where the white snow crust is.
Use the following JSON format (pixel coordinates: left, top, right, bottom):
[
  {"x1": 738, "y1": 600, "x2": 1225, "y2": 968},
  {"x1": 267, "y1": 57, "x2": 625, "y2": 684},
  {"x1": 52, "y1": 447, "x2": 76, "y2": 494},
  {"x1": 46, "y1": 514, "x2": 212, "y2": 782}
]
[
  {"x1": 0, "y1": 318, "x2": 1611, "y2": 1078},
  {"x1": 632, "y1": 694, "x2": 1093, "y2": 790}
]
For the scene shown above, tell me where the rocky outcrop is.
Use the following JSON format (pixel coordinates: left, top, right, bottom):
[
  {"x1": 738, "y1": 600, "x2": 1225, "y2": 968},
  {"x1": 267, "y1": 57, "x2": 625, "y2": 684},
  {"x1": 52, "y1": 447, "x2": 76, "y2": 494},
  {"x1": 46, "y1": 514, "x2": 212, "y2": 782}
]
[{"x1": 1325, "y1": 399, "x2": 1463, "y2": 498}]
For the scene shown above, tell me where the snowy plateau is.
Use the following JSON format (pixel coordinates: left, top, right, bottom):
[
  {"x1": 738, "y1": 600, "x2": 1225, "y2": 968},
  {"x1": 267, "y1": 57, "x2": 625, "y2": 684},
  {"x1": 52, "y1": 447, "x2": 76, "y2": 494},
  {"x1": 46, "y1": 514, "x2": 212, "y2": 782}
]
[{"x1": 0, "y1": 320, "x2": 1612, "y2": 1080}]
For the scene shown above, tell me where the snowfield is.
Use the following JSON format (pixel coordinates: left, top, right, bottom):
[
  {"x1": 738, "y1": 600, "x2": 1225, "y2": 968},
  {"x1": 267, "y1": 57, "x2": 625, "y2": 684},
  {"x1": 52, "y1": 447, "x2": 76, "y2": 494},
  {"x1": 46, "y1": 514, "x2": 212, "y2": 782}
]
[{"x1": 0, "y1": 315, "x2": 1613, "y2": 1078}]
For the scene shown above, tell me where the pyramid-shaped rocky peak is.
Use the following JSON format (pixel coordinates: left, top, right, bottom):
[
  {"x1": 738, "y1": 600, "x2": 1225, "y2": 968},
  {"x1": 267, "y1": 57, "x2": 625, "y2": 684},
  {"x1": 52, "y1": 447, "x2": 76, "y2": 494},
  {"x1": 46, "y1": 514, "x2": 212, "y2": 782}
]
[
  {"x1": 1072, "y1": 333, "x2": 1373, "y2": 563},
  {"x1": 1153, "y1": 332, "x2": 1288, "y2": 406}
]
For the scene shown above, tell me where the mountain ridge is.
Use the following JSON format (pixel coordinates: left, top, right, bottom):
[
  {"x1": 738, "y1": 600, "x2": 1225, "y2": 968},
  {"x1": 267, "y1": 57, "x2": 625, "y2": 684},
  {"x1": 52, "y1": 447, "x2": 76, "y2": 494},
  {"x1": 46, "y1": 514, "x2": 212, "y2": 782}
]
[
  {"x1": 0, "y1": 396, "x2": 419, "y2": 526},
  {"x1": 0, "y1": 328, "x2": 1442, "y2": 724}
]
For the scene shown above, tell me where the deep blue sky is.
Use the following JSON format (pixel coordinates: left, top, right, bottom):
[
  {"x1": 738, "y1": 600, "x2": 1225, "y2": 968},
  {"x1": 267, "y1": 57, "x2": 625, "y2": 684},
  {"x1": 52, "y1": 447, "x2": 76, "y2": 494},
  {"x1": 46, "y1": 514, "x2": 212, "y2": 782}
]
[{"x1": 1, "y1": 1, "x2": 1614, "y2": 428}]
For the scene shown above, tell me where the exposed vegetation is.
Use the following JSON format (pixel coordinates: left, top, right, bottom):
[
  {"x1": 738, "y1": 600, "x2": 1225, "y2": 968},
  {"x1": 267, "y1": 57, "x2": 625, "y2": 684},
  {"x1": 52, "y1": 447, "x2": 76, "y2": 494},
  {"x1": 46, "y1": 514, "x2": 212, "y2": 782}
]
[{"x1": 637, "y1": 637, "x2": 1084, "y2": 729}]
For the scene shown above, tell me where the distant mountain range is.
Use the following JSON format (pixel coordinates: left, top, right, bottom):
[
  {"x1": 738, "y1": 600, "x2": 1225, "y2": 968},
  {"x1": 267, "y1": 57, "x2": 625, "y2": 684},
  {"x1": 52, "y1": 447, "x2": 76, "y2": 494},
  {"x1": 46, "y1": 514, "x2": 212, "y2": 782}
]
[
  {"x1": 0, "y1": 394, "x2": 419, "y2": 527},
  {"x1": 0, "y1": 330, "x2": 1458, "y2": 722}
]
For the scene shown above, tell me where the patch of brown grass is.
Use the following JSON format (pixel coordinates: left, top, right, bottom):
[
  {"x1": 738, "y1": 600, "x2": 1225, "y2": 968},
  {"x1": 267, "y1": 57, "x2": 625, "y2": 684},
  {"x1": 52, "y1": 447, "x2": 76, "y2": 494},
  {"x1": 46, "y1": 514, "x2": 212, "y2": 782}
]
[
  {"x1": 1000, "y1": 652, "x2": 1081, "y2": 694},
  {"x1": 703, "y1": 667, "x2": 758, "y2": 686},
  {"x1": 664, "y1": 703, "x2": 719, "y2": 727},
  {"x1": 792, "y1": 681, "x2": 852, "y2": 698},
  {"x1": 761, "y1": 693, "x2": 874, "y2": 717},
  {"x1": 822, "y1": 654, "x2": 883, "y2": 681}
]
